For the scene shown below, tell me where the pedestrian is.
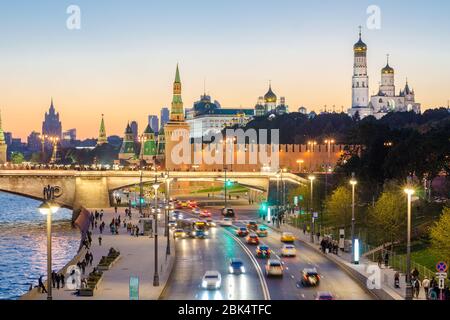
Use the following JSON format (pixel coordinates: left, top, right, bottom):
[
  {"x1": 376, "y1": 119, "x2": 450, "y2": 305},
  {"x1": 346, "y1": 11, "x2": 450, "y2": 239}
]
[
  {"x1": 412, "y1": 267, "x2": 419, "y2": 279},
  {"x1": 60, "y1": 273, "x2": 65, "y2": 288},
  {"x1": 384, "y1": 252, "x2": 389, "y2": 268},
  {"x1": 81, "y1": 260, "x2": 86, "y2": 275},
  {"x1": 89, "y1": 252, "x2": 94, "y2": 266},
  {"x1": 377, "y1": 253, "x2": 383, "y2": 268},
  {"x1": 394, "y1": 272, "x2": 400, "y2": 288},
  {"x1": 29, "y1": 284, "x2": 33, "y2": 291},
  {"x1": 55, "y1": 273, "x2": 61, "y2": 289},
  {"x1": 136, "y1": 226, "x2": 139, "y2": 237},
  {"x1": 98, "y1": 236, "x2": 102, "y2": 246},
  {"x1": 413, "y1": 277, "x2": 421, "y2": 298},
  {"x1": 422, "y1": 276, "x2": 430, "y2": 299},
  {"x1": 114, "y1": 205, "x2": 118, "y2": 214},
  {"x1": 38, "y1": 276, "x2": 47, "y2": 294},
  {"x1": 51, "y1": 270, "x2": 57, "y2": 288}
]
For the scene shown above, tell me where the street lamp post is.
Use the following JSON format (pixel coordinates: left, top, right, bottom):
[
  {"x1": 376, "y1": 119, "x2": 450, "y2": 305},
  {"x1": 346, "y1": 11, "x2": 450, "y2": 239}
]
[
  {"x1": 138, "y1": 135, "x2": 147, "y2": 217},
  {"x1": 404, "y1": 187, "x2": 415, "y2": 300},
  {"x1": 350, "y1": 174, "x2": 357, "y2": 264},
  {"x1": 40, "y1": 134, "x2": 47, "y2": 164},
  {"x1": 152, "y1": 181, "x2": 160, "y2": 286},
  {"x1": 324, "y1": 139, "x2": 335, "y2": 200},
  {"x1": 164, "y1": 171, "x2": 172, "y2": 255},
  {"x1": 308, "y1": 175, "x2": 315, "y2": 243},
  {"x1": 307, "y1": 141, "x2": 317, "y2": 172},
  {"x1": 224, "y1": 166, "x2": 228, "y2": 209},
  {"x1": 38, "y1": 185, "x2": 60, "y2": 301}
]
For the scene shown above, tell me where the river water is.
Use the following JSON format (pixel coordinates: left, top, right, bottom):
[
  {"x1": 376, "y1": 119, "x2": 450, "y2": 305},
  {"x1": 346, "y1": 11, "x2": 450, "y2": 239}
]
[{"x1": 0, "y1": 192, "x2": 80, "y2": 300}]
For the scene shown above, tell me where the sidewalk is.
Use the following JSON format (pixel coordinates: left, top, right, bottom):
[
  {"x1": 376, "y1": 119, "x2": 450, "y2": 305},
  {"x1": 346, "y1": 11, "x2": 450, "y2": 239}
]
[
  {"x1": 23, "y1": 207, "x2": 175, "y2": 300},
  {"x1": 261, "y1": 219, "x2": 426, "y2": 300}
]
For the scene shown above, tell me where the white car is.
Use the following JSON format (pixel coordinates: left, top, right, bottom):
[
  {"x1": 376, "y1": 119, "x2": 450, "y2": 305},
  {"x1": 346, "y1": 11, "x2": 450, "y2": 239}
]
[
  {"x1": 220, "y1": 218, "x2": 233, "y2": 226},
  {"x1": 201, "y1": 271, "x2": 222, "y2": 290},
  {"x1": 265, "y1": 259, "x2": 283, "y2": 277},
  {"x1": 281, "y1": 244, "x2": 297, "y2": 257}
]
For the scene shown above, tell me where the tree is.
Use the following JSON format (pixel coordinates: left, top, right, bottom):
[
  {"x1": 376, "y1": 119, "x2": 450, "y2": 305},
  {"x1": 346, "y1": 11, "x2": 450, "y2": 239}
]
[
  {"x1": 368, "y1": 183, "x2": 406, "y2": 246},
  {"x1": 323, "y1": 186, "x2": 352, "y2": 231},
  {"x1": 30, "y1": 152, "x2": 41, "y2": 163},
  {"x1": 430, "y1": 207, "x2": 450, "y2": 264},
  {"x1": 10, "y1": 152, "x2": 25, "y2": 164}
]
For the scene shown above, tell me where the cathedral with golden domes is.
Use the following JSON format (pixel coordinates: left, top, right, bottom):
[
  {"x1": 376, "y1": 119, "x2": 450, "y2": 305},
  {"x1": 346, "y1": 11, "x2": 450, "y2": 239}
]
[
  {"x1": 349, "y1": 28, "x2": 421, "y2": 119},
  {"x1": 254, "y1": 83, "x2": 289, "y2": 117}
]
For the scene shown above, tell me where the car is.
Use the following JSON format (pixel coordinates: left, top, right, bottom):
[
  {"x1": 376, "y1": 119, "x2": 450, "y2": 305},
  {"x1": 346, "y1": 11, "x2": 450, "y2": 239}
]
[
  {"x1": 168, "y1": 220, "x2": 177, "y2": 228},
  {"x1": 222, "y1": 208, "x2": 235, "y2": 219},
  {"x1": 174, "y1": 229, "x2": 186, "y2": 238},
  {"x1": 256, "y1": 226, "x2": 268, "y2": 237},
  {"x1": 206, "y1": 219, "x2": 216, "y2": 228},
  {"x1": 265, "y1": 259, "x2": 283, "y2": 277},
  {"x1": 301, "y1": 268, "x2": 321, "y2": 287},
  {"x1": 256, "y1": 245, "x2": 271, "y2": 258},
  {"x1": 192, "y1": 229, "x2": 208, "y2": 239},
  {"x1": 281, "y1": 232, "x2": 295, "y2": 243},
  {"x1": 315, "y1": 291, "x2": 335, "y2": 300},
  {"x1": 236, "y1": 227, "x2": 249, "y2": 237},
  {"x1": 192, "y1": 207, "x2": 201, "y2": 214},
  {"x1": 201, "y1": 271, "x2": 222, "y2": 290},
  {"x1": 199, "y1": 210, "x2": 212, "y2": 218},
  {"x1": 229, "y1": 258, "x2": 245, "y2": 274},
  {"x1": 247, "y1": 221, "x2": 258, "y2": 231},
  {"x1": 246, "y1": 233, "x2": 260, "y2": 245},
  {"x1": 281, "y1": 244, "x2": 297, "y2": 257},
  {"x1": 171, "y1": 210, "x2": 184, "y2": 220},
  {"x1": 220, "y1": 218, "x2": 233, "y2": 226}
]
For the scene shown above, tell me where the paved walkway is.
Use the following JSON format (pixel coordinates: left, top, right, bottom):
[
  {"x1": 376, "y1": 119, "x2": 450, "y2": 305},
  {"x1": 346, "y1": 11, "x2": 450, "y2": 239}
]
[
  {"x1": 260, "y1": 219, "x2": 427, "y2": 300},
  {"x1": 24, "y1": 207, "x2": 175, "y2": 300}
]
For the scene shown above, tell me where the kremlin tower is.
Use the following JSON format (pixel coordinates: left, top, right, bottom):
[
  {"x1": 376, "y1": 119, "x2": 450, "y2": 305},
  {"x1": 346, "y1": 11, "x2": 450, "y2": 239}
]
[{"x1": 164, "y1": 64, "x2": 191, "y2": 171}]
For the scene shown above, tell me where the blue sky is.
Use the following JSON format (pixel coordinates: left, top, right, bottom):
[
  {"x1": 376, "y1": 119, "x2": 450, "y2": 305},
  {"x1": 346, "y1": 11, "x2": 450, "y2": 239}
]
[{"x1": 1, "y1": 0, "x2": 449, "y2": 138}]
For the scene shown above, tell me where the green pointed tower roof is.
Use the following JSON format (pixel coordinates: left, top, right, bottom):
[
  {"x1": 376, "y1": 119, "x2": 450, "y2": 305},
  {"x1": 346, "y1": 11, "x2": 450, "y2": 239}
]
[
  {"x1": 144, "y1": 124, "x2": 154, "y2": 134},
  {"x1": 175, "y1": 63, "x2": 181, "y2": 83}
]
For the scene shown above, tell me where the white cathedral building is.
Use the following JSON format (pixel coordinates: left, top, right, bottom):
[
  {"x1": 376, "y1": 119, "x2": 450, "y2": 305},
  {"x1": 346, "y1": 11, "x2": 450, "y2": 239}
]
[{"x1": 348, "y1": 30, "x2": 421, "y2": 119}]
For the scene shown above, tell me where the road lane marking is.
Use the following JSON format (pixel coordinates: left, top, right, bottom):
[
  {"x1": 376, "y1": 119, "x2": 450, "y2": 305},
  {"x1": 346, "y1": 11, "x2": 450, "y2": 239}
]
[{"x1": 223, "y1": 228, "x2": 271, "y2": 300}]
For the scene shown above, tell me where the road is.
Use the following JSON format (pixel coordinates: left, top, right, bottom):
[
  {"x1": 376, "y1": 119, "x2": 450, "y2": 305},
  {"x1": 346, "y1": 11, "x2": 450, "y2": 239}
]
[{"x1": 160, "y1": 203, "x2": 374, "y2": 300}]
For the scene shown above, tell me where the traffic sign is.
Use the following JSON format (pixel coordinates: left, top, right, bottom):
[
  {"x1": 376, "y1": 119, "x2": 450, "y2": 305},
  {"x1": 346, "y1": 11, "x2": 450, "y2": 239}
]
[
  {"x1": 436, "y1": 261, "x2": 448, "y2": 273},
  {"x1": 438, "y1": 278, "x2": 445, "y2": 290},
  {"x1": 313, "y1": 212, "x2": 319, "y2": 219}
]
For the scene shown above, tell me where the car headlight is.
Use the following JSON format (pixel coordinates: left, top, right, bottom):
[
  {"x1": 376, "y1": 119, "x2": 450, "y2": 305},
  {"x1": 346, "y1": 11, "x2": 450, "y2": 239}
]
[
  {"x1": 229, "y1": 266, "x2": 234, "y2": 273},
  {"x1": 215, "y1": 282, "x2": 221, "y2": 288},
  {"x1": 240, "y1": 266, "x2": 246, "y2": 273},
  {"x1": 204, "y1": 232, "x2": 209, "y2": 236},
  {"x1": 202, "y1": 280, "x2": 207, "y2": 288},
  {"x1": 193, "y1": 231, "x2": 197, "y2": 236}
]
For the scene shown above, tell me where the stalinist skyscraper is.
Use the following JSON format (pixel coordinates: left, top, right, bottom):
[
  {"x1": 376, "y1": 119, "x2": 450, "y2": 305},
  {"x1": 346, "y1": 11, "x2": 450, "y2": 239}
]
[
  {"x1": 164, "y1": 64, "x2": 190, "y2": 171},
  {"x1": 0, "y1": 110, "x2": 7, "y2": 164}
]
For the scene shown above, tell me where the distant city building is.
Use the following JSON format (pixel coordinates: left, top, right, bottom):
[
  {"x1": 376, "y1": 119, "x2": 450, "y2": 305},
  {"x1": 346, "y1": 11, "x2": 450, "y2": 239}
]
[
  {"x1": 148, "y1": 115, "x2": 159, "y2": 134},
  {"x1": 42, "y1": 99, "x2": 62, "y2": 139},
  {"x1": 0, "y1": 110, "x2": 7, "y2": 164},
  {"x1": 160, "y1": 107, "x2": 170, "y2": 128},
  {"x1": 107, "y1": 135, "x2": 122, "y2": 148},
  {"x1": 4, "y1": 132, "x2": 12, "y2": 146},
  {"x1": 130, "y1": 121, "x2": 138, "y2": 142},
  {"x1": 27, "y1": 131, "x2": 42, "y2": 153},
  {"x1": 348, "y1": 29, "x2": 421, "y2": 119},
  {"x1": 254, "y1": 83, "x2": 289, "y2": 117},
  {"x1": 97, "y1": 114, "x2": 108, "y2": 146},
  {"x1": 61, "y1": 129, "x2": 76, "y2": 148}
]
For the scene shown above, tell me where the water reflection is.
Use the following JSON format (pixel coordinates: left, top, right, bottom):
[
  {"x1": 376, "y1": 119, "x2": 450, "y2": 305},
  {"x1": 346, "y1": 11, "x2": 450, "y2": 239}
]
[{"x1": 0, "y1": 192, "x2": 80, "y2": 300}]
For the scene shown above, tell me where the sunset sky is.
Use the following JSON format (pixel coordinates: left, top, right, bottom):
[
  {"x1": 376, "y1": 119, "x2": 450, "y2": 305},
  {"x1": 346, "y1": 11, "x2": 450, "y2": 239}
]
[{"x1": 1, "y1": 0, "x2": 449, "y2": 139}]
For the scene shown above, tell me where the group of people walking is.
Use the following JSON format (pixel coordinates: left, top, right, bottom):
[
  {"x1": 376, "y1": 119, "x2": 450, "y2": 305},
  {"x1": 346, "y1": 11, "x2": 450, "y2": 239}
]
[{"x1": 35, "y1": 270, "x2": 66, "y2": 293}]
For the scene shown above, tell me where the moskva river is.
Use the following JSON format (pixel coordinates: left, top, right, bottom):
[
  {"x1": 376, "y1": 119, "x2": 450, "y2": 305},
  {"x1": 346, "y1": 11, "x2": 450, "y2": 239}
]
[{"x1": 0, "y1": 192, "x2": 80, "y2": 299}]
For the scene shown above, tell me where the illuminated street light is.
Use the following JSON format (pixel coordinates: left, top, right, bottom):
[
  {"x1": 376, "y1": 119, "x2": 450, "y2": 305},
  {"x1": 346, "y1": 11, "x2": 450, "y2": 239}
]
[
  {"x1": 308, "y1": 175, "x2": 316, "y2": 243},
  {"x1": 404, "y1": 186, "x2": 415, "y2": 300},
  {"x1": 350, "y1": 174, "x2": 357, "y2": 264}
]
